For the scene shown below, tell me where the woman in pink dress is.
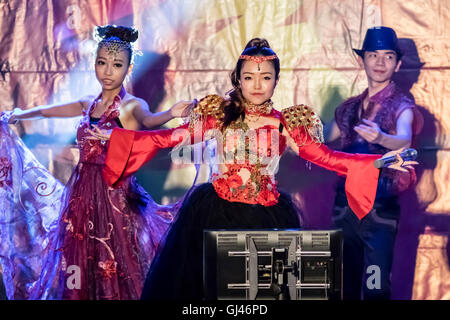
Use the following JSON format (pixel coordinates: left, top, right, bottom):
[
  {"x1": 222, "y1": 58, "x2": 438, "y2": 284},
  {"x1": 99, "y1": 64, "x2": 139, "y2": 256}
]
[{"x1": 0, "y1": 25, "x2": 192, "y2": 299}]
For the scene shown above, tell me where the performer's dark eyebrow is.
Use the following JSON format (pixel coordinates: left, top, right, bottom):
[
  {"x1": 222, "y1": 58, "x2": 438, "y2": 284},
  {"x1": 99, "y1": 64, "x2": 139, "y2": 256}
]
[{"x1": 242, "y1": 71, "x2": 273, "y2": 75}]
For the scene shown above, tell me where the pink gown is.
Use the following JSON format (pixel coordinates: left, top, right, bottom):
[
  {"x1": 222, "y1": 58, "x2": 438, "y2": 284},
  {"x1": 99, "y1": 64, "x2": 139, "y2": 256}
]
[{"x1": 0, "y1": 87, "x2": 179, "y2": 300}]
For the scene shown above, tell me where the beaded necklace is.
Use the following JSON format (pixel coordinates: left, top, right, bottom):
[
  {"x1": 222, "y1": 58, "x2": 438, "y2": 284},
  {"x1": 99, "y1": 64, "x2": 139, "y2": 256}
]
[{"x1": 243, "y1": 99, "x2": 273, "y2": 116}]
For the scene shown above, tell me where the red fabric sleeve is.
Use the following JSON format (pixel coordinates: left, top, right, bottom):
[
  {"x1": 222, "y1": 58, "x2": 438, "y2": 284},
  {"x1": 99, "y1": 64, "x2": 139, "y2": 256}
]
[
  {"x1": 290, "y1": 126, "x2": 381, "y2": 220},
  {"x1": 103, "y1": 123, "x2": 190, "y2": 187}
]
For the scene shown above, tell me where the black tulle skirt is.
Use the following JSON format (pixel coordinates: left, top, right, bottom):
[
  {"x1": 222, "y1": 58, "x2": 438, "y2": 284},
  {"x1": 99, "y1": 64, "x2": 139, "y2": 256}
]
[{"x1": 141, "y1": 183, "x2": 302, "y2": 300}]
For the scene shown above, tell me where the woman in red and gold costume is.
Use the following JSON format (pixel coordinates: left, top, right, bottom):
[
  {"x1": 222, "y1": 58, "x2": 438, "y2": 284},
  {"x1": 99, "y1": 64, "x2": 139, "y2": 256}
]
[{"x1": 91, "y1": 38, "x2": 415, "y2": 300}]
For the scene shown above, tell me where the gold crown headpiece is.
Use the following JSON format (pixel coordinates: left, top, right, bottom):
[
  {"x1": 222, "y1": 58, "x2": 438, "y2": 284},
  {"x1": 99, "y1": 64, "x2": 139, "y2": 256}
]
[{"x1": 238, "y1": 54, "x2": 278, "y2": 63}]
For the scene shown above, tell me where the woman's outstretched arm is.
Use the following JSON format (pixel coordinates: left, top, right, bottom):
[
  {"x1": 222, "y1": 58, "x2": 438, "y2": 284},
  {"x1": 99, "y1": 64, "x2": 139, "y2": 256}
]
[{"x1": 6, "y1": 98, "x2": 92, "y2": 123}]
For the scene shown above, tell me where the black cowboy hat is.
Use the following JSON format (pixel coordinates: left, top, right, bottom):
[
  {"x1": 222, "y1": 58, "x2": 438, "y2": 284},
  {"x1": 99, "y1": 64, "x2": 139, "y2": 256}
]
[{"x1": 353, "y1": 26, "x2": 403, "y2": 59}]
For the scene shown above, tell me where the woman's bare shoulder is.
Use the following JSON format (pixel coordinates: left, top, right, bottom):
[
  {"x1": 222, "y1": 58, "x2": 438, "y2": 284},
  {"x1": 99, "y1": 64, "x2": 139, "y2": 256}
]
[
  {"x1": 122, "y1": 94, "x2": 148, "y2": 110},
  {"x1": 79, "y1": 95, "x2": 96, "y2": 111}
]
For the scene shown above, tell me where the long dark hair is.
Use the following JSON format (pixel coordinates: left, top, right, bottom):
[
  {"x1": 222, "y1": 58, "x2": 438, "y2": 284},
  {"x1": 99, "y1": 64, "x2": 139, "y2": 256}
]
[
  {"x1": 95, "y1": 25, "x2": 139, "y2": 65},
  {"x1": 222, "y1": 38, "x2": 280, "y2": 130}
]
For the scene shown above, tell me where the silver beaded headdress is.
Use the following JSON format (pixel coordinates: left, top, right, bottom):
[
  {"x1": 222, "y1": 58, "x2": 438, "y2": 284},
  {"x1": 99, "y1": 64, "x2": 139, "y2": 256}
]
[
  {"x1": 93, "y1": 26, "x2": 142, "y2": 64},
  {"x1": 97, "y1": 36, "x2": 132, "y2": 56}
]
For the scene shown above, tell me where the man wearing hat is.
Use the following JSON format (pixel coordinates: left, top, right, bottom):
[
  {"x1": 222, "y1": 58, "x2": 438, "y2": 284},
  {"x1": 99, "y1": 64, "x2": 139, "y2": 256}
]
[{"x1": 327, "y1": 26, "x2": 420, "y2": 299}]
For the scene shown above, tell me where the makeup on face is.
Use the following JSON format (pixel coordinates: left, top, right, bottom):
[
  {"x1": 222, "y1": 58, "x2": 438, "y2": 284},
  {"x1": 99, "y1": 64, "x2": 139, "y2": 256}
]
[
  {"x1": 95, "y1": 47, "x2": 130, "y2": 90},
  {"x1": 239, "y1": 60, "x2": 277, "y2": 105}
]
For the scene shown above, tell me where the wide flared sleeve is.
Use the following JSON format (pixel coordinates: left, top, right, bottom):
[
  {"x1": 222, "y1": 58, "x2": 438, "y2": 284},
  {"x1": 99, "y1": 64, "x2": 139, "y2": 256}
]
[
  {"x1": 281, "y1": 105, "x2": 381, "y2": 220},
  {"x1": 103, "y1": 94, "x2": 224, "y2": 187},
  {"x1": 103, "y1": 124, "x2": 187, "y2": 186}
]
